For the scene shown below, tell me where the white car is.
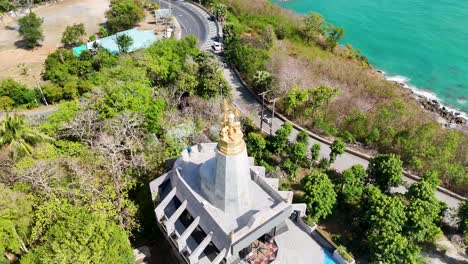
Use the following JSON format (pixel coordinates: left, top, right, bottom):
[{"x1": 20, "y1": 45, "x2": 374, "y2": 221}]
[
  {"x1": 262, "y1": 115, "x2": 272, "y2": 125},
  {"x1": 212, "y1": 42, "x2": 222, "y2": 52}
]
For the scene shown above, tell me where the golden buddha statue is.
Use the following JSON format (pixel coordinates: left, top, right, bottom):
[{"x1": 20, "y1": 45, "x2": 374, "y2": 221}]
[{"x1": 218, "y1": 100, "x2": 245, "y2": 155}]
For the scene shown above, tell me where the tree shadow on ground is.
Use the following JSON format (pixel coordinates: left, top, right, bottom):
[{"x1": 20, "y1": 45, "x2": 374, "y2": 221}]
[
  {"x1": 14, "y1": 39, "x2": 41, "y2": 50},
  {"x1": 4, "y1": 25, "x2": 18, "y2": 31}
]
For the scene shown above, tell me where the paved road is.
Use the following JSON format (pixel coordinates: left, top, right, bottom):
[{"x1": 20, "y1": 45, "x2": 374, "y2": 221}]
[
  {"x1": 169, "y1": 1, "x2": 464, "y2": 214},
  {"x1": 158, "y1": 0, "x2": 217, "y2": 50},
  {"x1": 0, "y1": 105, "x2": 57, "y2": 121}
]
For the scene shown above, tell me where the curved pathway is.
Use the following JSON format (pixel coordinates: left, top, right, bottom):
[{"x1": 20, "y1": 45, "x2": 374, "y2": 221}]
[
  {"x1": 168, "y1": 0, "x2": 465, "y2": 216},
  {"x1": 157, "y1": 0, "x2": 217, "y2": 50}
]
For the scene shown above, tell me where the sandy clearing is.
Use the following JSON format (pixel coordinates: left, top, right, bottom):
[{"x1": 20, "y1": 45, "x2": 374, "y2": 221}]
[{"x1": 0, "y1": 0, "x2": 109, "y2": 86}]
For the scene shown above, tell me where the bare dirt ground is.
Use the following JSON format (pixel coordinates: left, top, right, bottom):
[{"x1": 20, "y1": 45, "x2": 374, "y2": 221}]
[
  {"x1": 136, "y1": 10, "x2": 175, "y2": 39},
  {"x1": 0, "y1": 0, "x2": 109, "y2": 86}
]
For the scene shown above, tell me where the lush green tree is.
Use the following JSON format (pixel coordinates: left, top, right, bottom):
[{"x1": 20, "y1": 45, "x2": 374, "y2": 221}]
[
  {"x1": 301, "y1": 171, "x2": 336, "y2": 223},
  {"x1": 0, "y1": 0, "x2": 11, "y2": 13},
  {"x1": 105, "y1": 0, "x2": 144, "y2": 34},
  {"x1": 269, "y1": 122, "x2": 292, "y2": 154},
  {"x1": 214, "y1": 3, "x2": 227, "y2": 23},
  {"x1": 310, "y1": 143, "x2": 321, "y2": 161},
  {"x1": 458, "y1": 201, "x2": 468, "y2": 241},
  {"x1": 252, "y1": 70, "x2": 273, "y2": 93},
  {"x1": 144, "y1": 36, "x2": 199, "y2": 85},
  {"x1": 364, "y1": 187, "x2": 416, "y2": 263},
  {"x1": 43, "y1": 48, "x2": 95, "y2": 85},
  {"x1": 0, "y1": 79, "x2": 39, "y2": 107},
  {"x1": 0, "y1": 185, "x2": 32, "y2": 258},
  {"x1": 92, "y1": 58, "x2": 166, "y2": 133},
  {"x1": 325, "y1": 24, "x2": 344, "y2": 50},
  {"x1": 306, "y1": 85, "x2": 339, "y2": 117},
  {"x1": 62, "y1": 78, "x2": 79, "y2": 99},
  {"x1": 21, "y1": 200, "x2": 134, "y2": 264},
  {"x1": 288, "y1": 141, "x2": 308, "y2": 165},
  {"x1": 0, "y1": 115, "x2": 52, "y2": 159},
  {"x1": 91, "y1": 49, "x2": 118, "y2": 71},
  {"x1": 296, "y1": 130, "x2": 309, "y2": 144},
  {"x1": 98, "y1": 26, "x2": 109, "y2": 37},
  {"x1": 404, "y1": 199, "x2": 441, "y2": 244},
  {"x1": 42, "y1": 83, "x2": 63, "y2": 103},
  {"x1": 246, "y1": 132, "x2": 266, "y2": 161},
  {"x1": 282, "y1": 158, "x2": 299, "y2": 181},
  {"x1": 284, "y1": 87, "x2": 308, "y2": 115},
  {"x1": 116, "y1": 34, "x2": 133, "y2": 53},
  {"x1": 406, "y1": 171, "x2": 440, "y2": 201},
  {"x1": 302, "y1": 12, "x2": 325, "y2": 43},
  {"x1": 224, "y1": 39, "x2": 269, "y2": 79},
  {"x1": 18, "y1": 12, "x2": 44, "y2": 48},
  {"x1": 195, "y1": 53, "x2": 230, "y2": 99},
  {"x1": 340, "y1": 164, "x2": 366, "y2": 205},
  {"x1": 367, "y1": 154, "x2": 403, "y2": 193},
  {"x1": 61, "y1": 23, "x2": 86, "y2": 48},
  {"x1": 329, "y1": 138, "x2": 345, "y2": 164}
]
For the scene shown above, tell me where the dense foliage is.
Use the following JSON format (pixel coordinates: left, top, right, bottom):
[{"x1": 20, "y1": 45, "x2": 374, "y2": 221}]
[
  {"x1": 367, "y1": 154, "x2": 403, "y2": 193},
  {"x1": 105, "y1": 0, "x2": 145, "y2": 34},
  {"x1": 0, "y1": 79, "x2": 40, "y2": 109},
  {"x1": 61, "y1": 24, "x2": 86, "y2": 48},
  {"x1": 301, "y1": 172, "x2": 336, "y2": 223},
  {"x1": 458, "y1": 201, "x2": 468, "y2": 251},
  {"x1": 243, "y1": 118, "x2": 447, "y2": 262},
  {"x1": 0, "y1": 37, "x2": 230, "y2": 263},
  {"x1": 21, "y1": 201, "x2": 133, "y2": 264}
]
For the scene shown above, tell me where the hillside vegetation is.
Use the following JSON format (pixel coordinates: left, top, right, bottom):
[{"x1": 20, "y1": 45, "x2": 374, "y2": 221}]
[
  {"x1": 214, "y1": 0, "x2": 467, "y2": 195},
  {"x1": 0, "y1": 36, "x2": 230, "y2": 263}
]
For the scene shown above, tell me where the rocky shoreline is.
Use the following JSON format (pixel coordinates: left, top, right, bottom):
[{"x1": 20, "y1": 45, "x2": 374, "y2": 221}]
[
  {"x1": 417, "y1": 96, "x2": 467, "y2": 128},
  {"x1": 375, "y1": 70, "x2": 467, "y2": 130}
]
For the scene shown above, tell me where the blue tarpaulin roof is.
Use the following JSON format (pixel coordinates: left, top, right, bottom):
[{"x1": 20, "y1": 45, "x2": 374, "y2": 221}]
[
  {"x1": 72, "y1": 45, "x2": 88, "y2": 57},
  {"x1": 73, "y1": 29, "x2": 158, "y2": 57}
]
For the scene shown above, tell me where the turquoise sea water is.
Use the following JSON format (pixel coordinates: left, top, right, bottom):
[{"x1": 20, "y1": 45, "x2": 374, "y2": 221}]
[{"x1": 271, "y1": 0, "x2": 468, "y2": 114}]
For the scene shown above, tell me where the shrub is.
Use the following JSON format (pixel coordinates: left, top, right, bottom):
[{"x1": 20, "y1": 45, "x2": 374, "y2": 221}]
[
  {"x1": 62, "y1": 79, "x2": 79, "y2": 100},
  {"x1": 98, "y1": 26, "x2": 109, "y2": 37},
  {"x1": 310, "y1": 143, "x2": 321, "y2": 161},
  {"x1": 337, "y1": 246, "x2": 353, "y2": 262},
  {"x1": 42, "y1": 83, "x2": 63, "y2": 103},
  {"x1": 61, "y1": 23, "x2": 86, "y2": 48},
  {"x1": 0, "y1": 96, "x2": 14, "y2": 110},
  {"x1": 0, "y1": 79, "x2": 39, "y2": 107}
]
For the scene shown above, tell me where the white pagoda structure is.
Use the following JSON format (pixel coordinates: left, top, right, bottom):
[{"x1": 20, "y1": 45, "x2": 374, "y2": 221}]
[{"x1": 150, "y1": 101, "x2": 335, "y2": 264}]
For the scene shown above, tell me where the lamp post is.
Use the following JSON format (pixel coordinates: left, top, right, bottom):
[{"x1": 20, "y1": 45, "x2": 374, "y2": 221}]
[
  {"x1": 259, "y1": 90, "x2": 271, "y2": 133},
  {"x1": 270, "y1": 97, "x2": 280, "y2": 135},
  {"x1": 34, "y1": 75, "x2": 48, "y2": 106}
]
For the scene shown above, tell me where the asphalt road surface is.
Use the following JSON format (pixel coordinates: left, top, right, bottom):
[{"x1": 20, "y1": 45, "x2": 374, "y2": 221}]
[{"x1": 157, "y1": 0, "x2": 209, "y2": 46}]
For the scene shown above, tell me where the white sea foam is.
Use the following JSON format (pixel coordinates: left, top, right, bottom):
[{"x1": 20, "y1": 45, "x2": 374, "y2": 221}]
[{"x1": 378, "y1": 70, "x2": 468, "y2": 121}]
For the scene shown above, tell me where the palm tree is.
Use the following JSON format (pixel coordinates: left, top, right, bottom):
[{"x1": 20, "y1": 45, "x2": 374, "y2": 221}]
[{"x1": 0, "y1": 115, "x2": 52, "y2": 159}]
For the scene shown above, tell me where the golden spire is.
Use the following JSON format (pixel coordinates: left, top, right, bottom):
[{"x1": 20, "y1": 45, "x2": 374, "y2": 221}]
[{"x1": 218, "y1": 99, "x2": 245, "y2": 155}]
